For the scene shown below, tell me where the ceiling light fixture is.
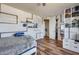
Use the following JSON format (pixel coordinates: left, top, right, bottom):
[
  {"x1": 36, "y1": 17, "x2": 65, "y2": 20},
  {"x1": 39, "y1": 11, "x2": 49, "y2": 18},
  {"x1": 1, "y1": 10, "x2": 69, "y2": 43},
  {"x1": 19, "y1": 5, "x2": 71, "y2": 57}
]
[
  {"x1": 42, "y1": 3, "x2": 46, "y2": 6},
  {"x1": 37, "y1": 3, "x2": 46, "y2": 6}
]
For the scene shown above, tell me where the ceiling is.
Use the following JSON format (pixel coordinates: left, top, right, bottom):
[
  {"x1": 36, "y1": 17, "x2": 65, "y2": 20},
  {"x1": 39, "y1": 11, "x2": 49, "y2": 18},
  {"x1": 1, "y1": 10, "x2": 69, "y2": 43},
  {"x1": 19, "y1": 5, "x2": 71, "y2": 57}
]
[{"x1": 5, "y1": 3, "x2": 79, "y2": 16}]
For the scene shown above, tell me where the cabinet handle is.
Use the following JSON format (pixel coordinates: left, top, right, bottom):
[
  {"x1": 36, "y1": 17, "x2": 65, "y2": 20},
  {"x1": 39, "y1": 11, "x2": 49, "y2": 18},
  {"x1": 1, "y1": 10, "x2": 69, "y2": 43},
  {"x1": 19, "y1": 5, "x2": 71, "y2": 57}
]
[
  {"x1": 74, "y1": 42, "x2": 77, "y2": 44},
  {"x1": 66, "y1": 41, "x2": 68, "y2": 42},
  {"x1": 74, "y1": 46, "x2": 77, "y2": 48},
  {"x1": 66, "y1": 44, "x2": 68, "y2": 46}
]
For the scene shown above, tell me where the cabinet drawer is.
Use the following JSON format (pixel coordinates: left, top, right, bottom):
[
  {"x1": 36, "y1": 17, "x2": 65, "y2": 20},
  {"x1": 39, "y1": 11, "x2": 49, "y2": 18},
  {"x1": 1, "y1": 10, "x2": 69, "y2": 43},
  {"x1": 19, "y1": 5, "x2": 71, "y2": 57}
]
[
  {"x1": 70, "y1": 46, "x2": 79, "y2": 53},
  {"x1": 63, "y1": 42, "x2": 70, "y2": 49},
  {"x1": 63, "y1": 39, "x2": 70, "y2": 43},
  {"x1": 69, "y1": 40, "x2": 75, "y2": 43},
  {"x1": 70, "y1": 42, "x2": 79, "y2": 53}
]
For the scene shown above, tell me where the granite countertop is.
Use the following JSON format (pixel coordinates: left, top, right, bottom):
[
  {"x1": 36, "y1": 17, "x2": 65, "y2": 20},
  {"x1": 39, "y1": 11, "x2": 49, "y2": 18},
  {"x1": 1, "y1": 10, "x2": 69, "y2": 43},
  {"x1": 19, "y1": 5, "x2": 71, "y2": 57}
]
[{"x1": 0, "y1": 35, "x2": 36, "y2": 55}]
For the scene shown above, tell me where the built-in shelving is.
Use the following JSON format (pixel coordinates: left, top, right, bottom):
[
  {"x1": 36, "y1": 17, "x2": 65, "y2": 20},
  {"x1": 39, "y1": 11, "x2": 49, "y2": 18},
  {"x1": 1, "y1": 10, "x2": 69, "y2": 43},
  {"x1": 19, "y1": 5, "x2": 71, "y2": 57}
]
[
  {"x1": 63, "y1": 5, "x2": 79, "y2": 53},
  {"x1": 65, "y1": 8, "x2": 71, "y2": 18},
  {"x1": 65, "y1": 6, "x2": 79, "y2": 18}
]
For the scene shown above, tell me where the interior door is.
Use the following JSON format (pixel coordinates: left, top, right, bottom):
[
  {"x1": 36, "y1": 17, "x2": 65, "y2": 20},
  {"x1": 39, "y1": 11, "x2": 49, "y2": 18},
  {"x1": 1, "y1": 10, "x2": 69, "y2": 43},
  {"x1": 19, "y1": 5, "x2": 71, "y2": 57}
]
[{"x1": 44, "y1": 19, "x2": 49, "y2": 37}]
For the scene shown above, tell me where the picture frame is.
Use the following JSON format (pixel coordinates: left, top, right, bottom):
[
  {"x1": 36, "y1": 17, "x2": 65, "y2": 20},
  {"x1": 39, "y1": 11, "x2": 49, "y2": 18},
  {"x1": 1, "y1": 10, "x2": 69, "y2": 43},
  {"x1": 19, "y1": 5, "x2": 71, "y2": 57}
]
[{"x1": 0, "y1": 12, "x2": 18, "y2": 24}]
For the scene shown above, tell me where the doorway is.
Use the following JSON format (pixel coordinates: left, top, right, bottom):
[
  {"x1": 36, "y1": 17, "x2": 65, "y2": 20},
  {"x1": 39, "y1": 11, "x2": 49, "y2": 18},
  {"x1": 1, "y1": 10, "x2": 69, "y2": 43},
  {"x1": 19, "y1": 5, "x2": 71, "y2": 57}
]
[
  {"x1": 55, "y1": 16, "x2": 63, "y2": 47},
  {"x1": 55, "y1": 18, "x2": 58, "y2": 40},
  {"x1": 55, "y1": 16, "x2": 62, "y2": 41},
  {"x1": 44, "y1": 19, "x2": 49, "y2": 38}
]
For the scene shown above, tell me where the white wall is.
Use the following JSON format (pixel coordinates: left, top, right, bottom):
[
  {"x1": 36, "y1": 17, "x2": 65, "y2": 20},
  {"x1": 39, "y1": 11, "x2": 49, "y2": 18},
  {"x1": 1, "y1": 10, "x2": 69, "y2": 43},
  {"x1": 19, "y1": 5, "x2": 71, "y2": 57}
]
[
  {"x1": 0, "y1": 3, "x2": 1, "y2": 11},
  {"x1": 0, "y1": 4, "x2": 45, "y2": 39},
  {"x1": 49, "y1": 14, "x2": 64, "y2": 40},
  {"x1": 0, "y1": 4, "x2": 30, "y2": 32},
  {"x1": 49, "y1": 16, "x2": 56, "y2": 39},
  {"x1": 0, "y1": 4, "x2": 29, "y2": 37}
]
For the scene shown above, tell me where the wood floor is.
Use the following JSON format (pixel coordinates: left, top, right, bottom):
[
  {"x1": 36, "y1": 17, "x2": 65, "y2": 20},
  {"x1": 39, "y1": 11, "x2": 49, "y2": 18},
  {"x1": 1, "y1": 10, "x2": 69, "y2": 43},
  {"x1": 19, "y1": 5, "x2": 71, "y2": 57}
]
[{"x1": 37, "y1": 38, "x2": 79, "y2": 55}]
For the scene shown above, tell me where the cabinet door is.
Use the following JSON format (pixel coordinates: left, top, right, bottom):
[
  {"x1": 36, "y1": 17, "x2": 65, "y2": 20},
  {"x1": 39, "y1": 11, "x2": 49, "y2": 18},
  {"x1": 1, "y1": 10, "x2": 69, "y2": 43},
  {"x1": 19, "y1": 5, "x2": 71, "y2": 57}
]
[
  {"x1": 64, "y1": 28, "x2": 69, "y2": 39},
  {"x1": 70, "y1": 32, "x2": 76, "y2": 40},
  {"x1": 77, "y1": 34, "x2": 79, "y2": 40},
  {"x1": 70, "y1": 28, "x2": 79, "y2": 40},
  {"x1": 77, "y1": 29, "x2": 79, "y2": 40},
  {"x1": 64, "y1": 18, "x2": 71, "y2": 24},
  {"x1": 70, "y1": 28, "x2": 78, "y2": 33}
]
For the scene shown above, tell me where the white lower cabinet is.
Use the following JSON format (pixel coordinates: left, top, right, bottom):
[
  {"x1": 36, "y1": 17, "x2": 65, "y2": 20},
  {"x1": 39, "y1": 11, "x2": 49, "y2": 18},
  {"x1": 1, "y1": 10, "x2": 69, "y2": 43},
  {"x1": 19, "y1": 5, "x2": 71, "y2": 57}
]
[
  {"x1": 63, "y1": 39, "x2": 79, "y2": 53},
  {"x1": 70, "y1": 42, "x2": 79, "y2": 53}
]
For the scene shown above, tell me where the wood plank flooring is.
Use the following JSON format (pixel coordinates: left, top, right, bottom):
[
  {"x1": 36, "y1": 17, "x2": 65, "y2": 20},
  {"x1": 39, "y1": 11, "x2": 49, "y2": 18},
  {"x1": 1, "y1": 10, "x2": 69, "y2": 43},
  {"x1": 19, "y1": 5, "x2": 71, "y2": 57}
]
[{"x1": 37, "y1": 38, "x2": 79, "y2": 55}]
